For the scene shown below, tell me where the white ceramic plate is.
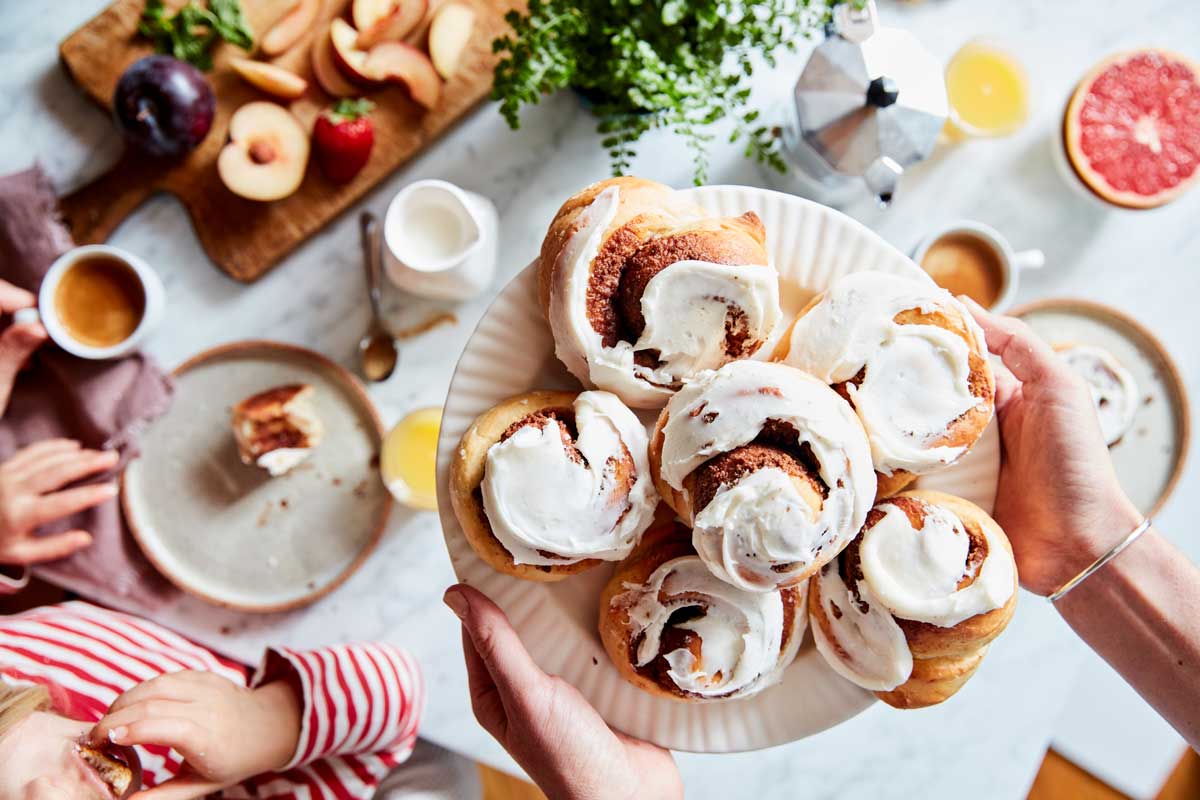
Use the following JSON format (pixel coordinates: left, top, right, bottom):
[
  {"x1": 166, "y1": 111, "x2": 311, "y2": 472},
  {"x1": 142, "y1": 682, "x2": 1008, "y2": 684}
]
[
  {"x1": 123, "y1": 341, "x2": 390, "y2": 612},
  {"x1": 436, "y1": 185, "x2": 1000, "y2": 752}
]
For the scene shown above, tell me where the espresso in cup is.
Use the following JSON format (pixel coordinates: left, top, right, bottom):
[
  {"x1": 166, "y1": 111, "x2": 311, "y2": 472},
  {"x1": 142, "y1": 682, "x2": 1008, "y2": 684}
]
[
  {"x1": 53, "y1": 254, "x2": 147, "y2": 348},
  {"x1": 911, "y1": 221, "x2": 1044, "y2": 313},
  {"x1": 918, "y1": 233, "x2": 1007, "y2": 310},
  {"x1": 23, "y1": 244, "x2": 165, "y2": 360}
]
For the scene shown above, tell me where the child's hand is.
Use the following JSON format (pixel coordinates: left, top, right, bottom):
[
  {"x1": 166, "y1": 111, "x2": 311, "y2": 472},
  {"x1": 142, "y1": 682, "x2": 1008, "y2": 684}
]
[
  {"x1": 91, "y1": 671, "x2": 302, "y2": 800},
  {"x1": 0, "y1": 439, "x2": 116, "y2": 566}
]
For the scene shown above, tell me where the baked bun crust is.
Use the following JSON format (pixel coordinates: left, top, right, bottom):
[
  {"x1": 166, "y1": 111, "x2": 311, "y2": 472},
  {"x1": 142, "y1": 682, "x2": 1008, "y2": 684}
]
[
  {"x1": 809, "y1": 489, "x2": 1017, "y2": 709},
  {"x1": 599, "y1": 511, "x2": 806, "y2": 702}
]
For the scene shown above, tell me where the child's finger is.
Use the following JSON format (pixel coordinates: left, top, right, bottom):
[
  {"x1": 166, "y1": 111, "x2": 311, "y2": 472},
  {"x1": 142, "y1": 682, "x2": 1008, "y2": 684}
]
[
  {"x1": 1, "y1": 530, "x2": 91, "y2": 565},
  {"x1": 29, "y1": 482, "x2": 118, "y2": 526},
  {"x1": 2, "y1": 439, "x2": 80, "y2": 471},
  {"x1": 105, "y1": 715, "x2": 208, "y2": 759},
  {"x1": 103, "y1": 673, "x2": 206, "y2": 716},
  {"x1": 93, "y1": 699, "x2": 196, "y2": 744},
  {"x1": 24, "y1": 449, "x2": 118, "y2": 494}
]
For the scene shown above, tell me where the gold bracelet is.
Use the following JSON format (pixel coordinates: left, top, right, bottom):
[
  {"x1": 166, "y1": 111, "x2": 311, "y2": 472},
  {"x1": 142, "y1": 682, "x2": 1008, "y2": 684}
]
[{"x1": 1047, "y1": 517, "x2": 1152, "y2": 603}]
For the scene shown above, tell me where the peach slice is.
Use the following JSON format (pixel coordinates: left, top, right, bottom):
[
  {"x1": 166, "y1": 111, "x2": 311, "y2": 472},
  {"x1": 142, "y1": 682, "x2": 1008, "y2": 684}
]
[
  {"x1": 329, "y1": 18, "x2": 379, "y2": 85},
  {"x1": 311, "y1": 24, "x2": 359, "y2": 97},
  {"x1": 230, "y1": 58, "x2": 309, "y2": 99},
  {"x1": 358, "y1": 0, "x2": 428, "y2": 48},
  {"x1": 217, "y1": 102, "x2": 310, "y2": 201},
  {"x1": 363, "y1": 42, "x2": 442, "y2": 109},
  {"x1": 428, "y1": 3, "x2": 475, "y2": 79},
  {"x1": 261, "y1": 0, "x2": 320, "y2": 56}
]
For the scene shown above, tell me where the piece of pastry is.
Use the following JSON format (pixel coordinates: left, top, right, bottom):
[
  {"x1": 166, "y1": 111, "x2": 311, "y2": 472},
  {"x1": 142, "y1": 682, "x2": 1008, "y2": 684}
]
[
  {"x1": 78, "y1": 742, "x2": 138, "y2": 797},
  {"x1": 538, "y1": 176, "x2": 781, "y2": 409},
  {"x1": 773, "y1": 272, "x2": 995, "y2": 498},
  {"x1": 809, "y1": 490, "x2": 1017, "y2": 709},
  {"x1": 599, "y1": 512, "x2": 806, "y2": 701},
  {"x1": 1054, "y1": 343, "x2": 1139, "y2": 446},
  {"x1": 648, "y1": 359, "x2": 876, "y2": 592},
  {"x1": 449, "y1": 390, "x2": 658, "y2": 581},
  {"x1": 231, "y1": 384, "x2": 324, "y2": 477}
]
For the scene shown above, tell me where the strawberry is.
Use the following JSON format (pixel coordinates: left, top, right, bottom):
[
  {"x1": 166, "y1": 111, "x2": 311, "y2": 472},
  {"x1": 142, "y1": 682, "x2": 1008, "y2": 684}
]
[{"x1": 314, "y1": 98, "x2": 375, "y2": 183}]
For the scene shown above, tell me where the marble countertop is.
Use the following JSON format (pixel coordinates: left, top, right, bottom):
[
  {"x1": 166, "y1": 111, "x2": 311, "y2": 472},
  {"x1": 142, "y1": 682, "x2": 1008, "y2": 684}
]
[{"x1": 3, "y1": 0, "x2": 1198, "y2": 797}]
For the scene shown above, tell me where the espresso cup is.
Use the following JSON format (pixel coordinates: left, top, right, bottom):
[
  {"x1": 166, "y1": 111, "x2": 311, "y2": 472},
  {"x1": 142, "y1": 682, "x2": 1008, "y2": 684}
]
[
  {"x1": 14, "y1": 244, "x2": 165, "y2": 359},
  {"x1": 911, "y1": 221, "x2": 1044, "y2": 312}
]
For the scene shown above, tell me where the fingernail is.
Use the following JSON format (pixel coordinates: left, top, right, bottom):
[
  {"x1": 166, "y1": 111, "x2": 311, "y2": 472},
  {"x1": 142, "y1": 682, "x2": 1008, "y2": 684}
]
[
  {"x1": 443, "y1": 587, "x2": 468, "y2": 620},
  {"x1": 100, "y1": 482, "x2": 119, "y2": 497},
  {"x1": 109, "y1": 726, "x2": 127, "y2": 743}
]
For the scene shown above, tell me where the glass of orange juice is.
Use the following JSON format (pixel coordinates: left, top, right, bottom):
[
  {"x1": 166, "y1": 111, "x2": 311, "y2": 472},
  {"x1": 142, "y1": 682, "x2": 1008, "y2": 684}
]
[
  {"x1": 944, "y1": 39, "x2": 1031, "y2": 138},
  {"x1": 380, "y1": 406, "x2": 442, "y2": 511}
]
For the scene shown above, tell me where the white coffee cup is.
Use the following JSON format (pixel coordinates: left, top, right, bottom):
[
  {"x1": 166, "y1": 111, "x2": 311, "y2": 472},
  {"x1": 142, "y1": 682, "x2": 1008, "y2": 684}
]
[
  {"x1": 382, "y1": 179, "x2": 498, "y2": 302},
  {"x1": 910, "y1": 221, "x2": 1044, "y2": 312},
  {"x1": 14, "y1": 244, "x2": 165, "y2": 359}
]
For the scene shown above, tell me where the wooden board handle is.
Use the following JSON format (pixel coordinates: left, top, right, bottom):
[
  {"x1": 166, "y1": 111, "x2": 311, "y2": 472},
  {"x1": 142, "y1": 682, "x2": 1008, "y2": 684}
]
[{"x1": 58, "y1": 149, "x2": 165, "y2": 244}]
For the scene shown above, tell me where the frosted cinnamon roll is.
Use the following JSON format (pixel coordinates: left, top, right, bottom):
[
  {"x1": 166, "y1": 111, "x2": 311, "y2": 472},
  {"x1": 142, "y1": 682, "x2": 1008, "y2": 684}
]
[
  {"x1": 648, "y1": 360, "x2": 876, "y2": 592},
  {"x1": 773, "y1": 272, "x2": 995, "y2": 498},
  {"x1": 449, "y1": 390, "x2": 658, "y2": 581},
  {"x1": 809, "y1": 490, "x2": 1017, "y2": 709},
  {"x1": 599, "y1": 515, "x2": 805, "y2": 701},
  {"x1": 1055, "y1": 343, "x2": 1139, "y2": 446},
  {"x1": 539, "y1": 176, "x2": 781, "y2": 409}
]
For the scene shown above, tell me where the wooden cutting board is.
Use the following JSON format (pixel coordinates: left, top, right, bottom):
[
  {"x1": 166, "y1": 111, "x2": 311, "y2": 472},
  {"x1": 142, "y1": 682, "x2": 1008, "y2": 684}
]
[{"x1": 58, "y1": 0, "x2": 517, "y2": 282}]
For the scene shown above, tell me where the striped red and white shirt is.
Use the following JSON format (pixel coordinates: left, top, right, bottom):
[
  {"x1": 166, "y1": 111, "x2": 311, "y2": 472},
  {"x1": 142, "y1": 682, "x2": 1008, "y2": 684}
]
[{"x1": 0, "y1": 601, "x2": 424, "y2": 799}]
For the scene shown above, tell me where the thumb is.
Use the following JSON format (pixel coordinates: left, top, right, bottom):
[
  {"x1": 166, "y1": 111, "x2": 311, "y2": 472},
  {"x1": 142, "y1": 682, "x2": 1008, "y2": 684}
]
[
  {"x1": 444, "y1": 585, "x2": 545, "y2": 708},
  {"x1": 130, "y1": 776, "x2": 222, "y2": 800},
  {"x1": 0, "y1": 322, "x2": 47, "y2": 409},
  {"x1": 960, "y1": 297, "x2": 1062, "y2": 387}
]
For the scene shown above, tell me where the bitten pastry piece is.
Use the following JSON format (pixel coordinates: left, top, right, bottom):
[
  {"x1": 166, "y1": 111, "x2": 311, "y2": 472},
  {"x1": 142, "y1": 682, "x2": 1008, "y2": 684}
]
[
  {"x1": 539, "y1": 176, "x2": 782, "y2": 408},
  {"x1": 449, "y1": 390, "x2": 659, "y2": 581},
  {"x1": 809, "y1": 490, "x2": 1017, "y2": 709},
  {"x1": 599, "y1": 514, "x2": 805, "y2": 702},
  {"x1": 773, "y1": 272, "x2": 995, "y2": 498},
  {"x1": 78, "y1": 743, "x2": 136, "y2": 797},
  {"x1": 1055, "y1": 343, "x2": 1139, "y2": 446},
  {"x1": 649, "y1": 360, "x2": 876, "y2": 592},
  {"x1": 231, "y1": 384, "x2": 324, "y2": 477}
]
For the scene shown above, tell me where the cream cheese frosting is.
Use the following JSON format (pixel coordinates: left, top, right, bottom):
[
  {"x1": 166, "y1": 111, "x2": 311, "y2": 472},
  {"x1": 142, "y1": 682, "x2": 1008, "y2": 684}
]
[
  {"x1": 660, "y1": 360, "x2": 876, "y2": 591},
  {"x1": 548, "y1": 185, "x2": 780, "y2": 408},
  {"x1": 617, "y1": 555, "x2": 803, "y2": 699},
  {"x1": 480, "y1": 391, "x2": 658, "y2": 566},
  {"x1": 811, "y1": 562, "x2": 912, "y2": 692},
  {"x1": 779, "y1": 271, "x2": 991, "y2": 476},
  {"x1": 859, "y1": 502, "x2": 1015, "y2": 628},
  {"x1": 1058, "y1": 344, "x2": 1139, "y2": 446}
]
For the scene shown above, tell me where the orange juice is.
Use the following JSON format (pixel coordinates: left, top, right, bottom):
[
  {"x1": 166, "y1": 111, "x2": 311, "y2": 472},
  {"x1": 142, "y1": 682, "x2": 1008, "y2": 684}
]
[
  {"x1": 381, "y1": 407, "x2": 442, "y2": 511},
  {"x1": 945, "y1": 41, "x2": 1030, "y2": 137}
]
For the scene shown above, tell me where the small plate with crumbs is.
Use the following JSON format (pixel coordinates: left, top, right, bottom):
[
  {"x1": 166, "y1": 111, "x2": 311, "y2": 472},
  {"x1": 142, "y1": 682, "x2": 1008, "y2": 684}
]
[
  {"x1": 1012, "y1": 298, "x2": 1190, "y2": 515},
  {"x1": 122, "y1": 340, "x2": 390, "y2": 612}
]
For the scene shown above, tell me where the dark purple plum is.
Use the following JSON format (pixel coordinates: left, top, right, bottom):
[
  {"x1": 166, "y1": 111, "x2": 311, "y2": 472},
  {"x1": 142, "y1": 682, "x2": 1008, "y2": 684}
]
[{"x1": 113, "y1": 55, "x2": 216, "y2": 158}]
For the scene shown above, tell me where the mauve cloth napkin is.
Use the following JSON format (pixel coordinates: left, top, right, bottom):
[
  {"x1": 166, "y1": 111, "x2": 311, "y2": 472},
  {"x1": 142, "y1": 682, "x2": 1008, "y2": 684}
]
[{"x1": 0, "y1": 164, "x2": 176, "y2": 602}]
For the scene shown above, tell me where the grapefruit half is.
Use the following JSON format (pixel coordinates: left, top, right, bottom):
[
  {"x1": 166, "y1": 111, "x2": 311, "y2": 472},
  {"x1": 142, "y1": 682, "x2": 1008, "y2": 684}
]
[{"x1": 1064, "y1": 49, "x2": 1200, "y2": 209}]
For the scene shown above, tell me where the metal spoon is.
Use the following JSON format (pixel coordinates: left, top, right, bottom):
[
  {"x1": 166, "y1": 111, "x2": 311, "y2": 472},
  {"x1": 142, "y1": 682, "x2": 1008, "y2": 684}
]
[{"x1": 358, "y1": 212, "x2": 398, "y2": 382}]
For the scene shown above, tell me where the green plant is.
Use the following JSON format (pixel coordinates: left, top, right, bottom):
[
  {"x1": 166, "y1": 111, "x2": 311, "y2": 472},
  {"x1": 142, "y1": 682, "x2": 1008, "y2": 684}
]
[
  {"x1": 491, "y1": 0, "x2": 836, "y2": 184},
  {"x1": 139, "y1": 0, "x2": 254, "y2": 71}
]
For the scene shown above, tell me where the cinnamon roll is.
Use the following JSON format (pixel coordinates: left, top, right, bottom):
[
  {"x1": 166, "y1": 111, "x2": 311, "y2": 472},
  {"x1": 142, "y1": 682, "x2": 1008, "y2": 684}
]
[
  {"x1": 1054, "y1": 343, "x2": 1139, "y2": 446},
  {"x1": 773, "y1": 272, "x2": 995, "y2": 498},
  {"x1": 539, "y1": 176, "x2": 782, "y2": 409},
  {"x1": 648, "y1": 360, "x2": 877, "y2": 592},
  {"x1": 599, "y1": 514, "x2": 805, "y2": 701},
  {"x1": 449, "y1": 390, "x2": 658, "y2": 581},
  {"x1": 809, "y1": 490, "x2": 1017, "y2": 709}
]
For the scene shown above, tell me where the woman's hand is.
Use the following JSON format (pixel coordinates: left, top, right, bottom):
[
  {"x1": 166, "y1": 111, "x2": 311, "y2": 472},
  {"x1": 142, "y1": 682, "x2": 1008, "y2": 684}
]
[
  {"x1": 445, "y1": 584, "x2": 683, "y2": 800},
  {"x1": 91, "y1": 671, "x2": 302, "y2": 800},
  {"x1": 0, "y1": 440, "x2": 116, "y2": 566},
  {"x1": 964, "y1": 299, "x2": 1141, "y2": 596},
  {"x1": 0, "y1": 279, "x2": 47, "y2": 415}
]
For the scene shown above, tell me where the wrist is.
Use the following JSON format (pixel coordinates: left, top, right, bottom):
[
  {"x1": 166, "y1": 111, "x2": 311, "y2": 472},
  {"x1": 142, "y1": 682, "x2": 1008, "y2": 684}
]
[
  {"x1": 1047, "y1": 495, "x2": 1144, "y2": 599},
  {"x1": 252, "y1": 680, "x2": 303, "y2": 772}
]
